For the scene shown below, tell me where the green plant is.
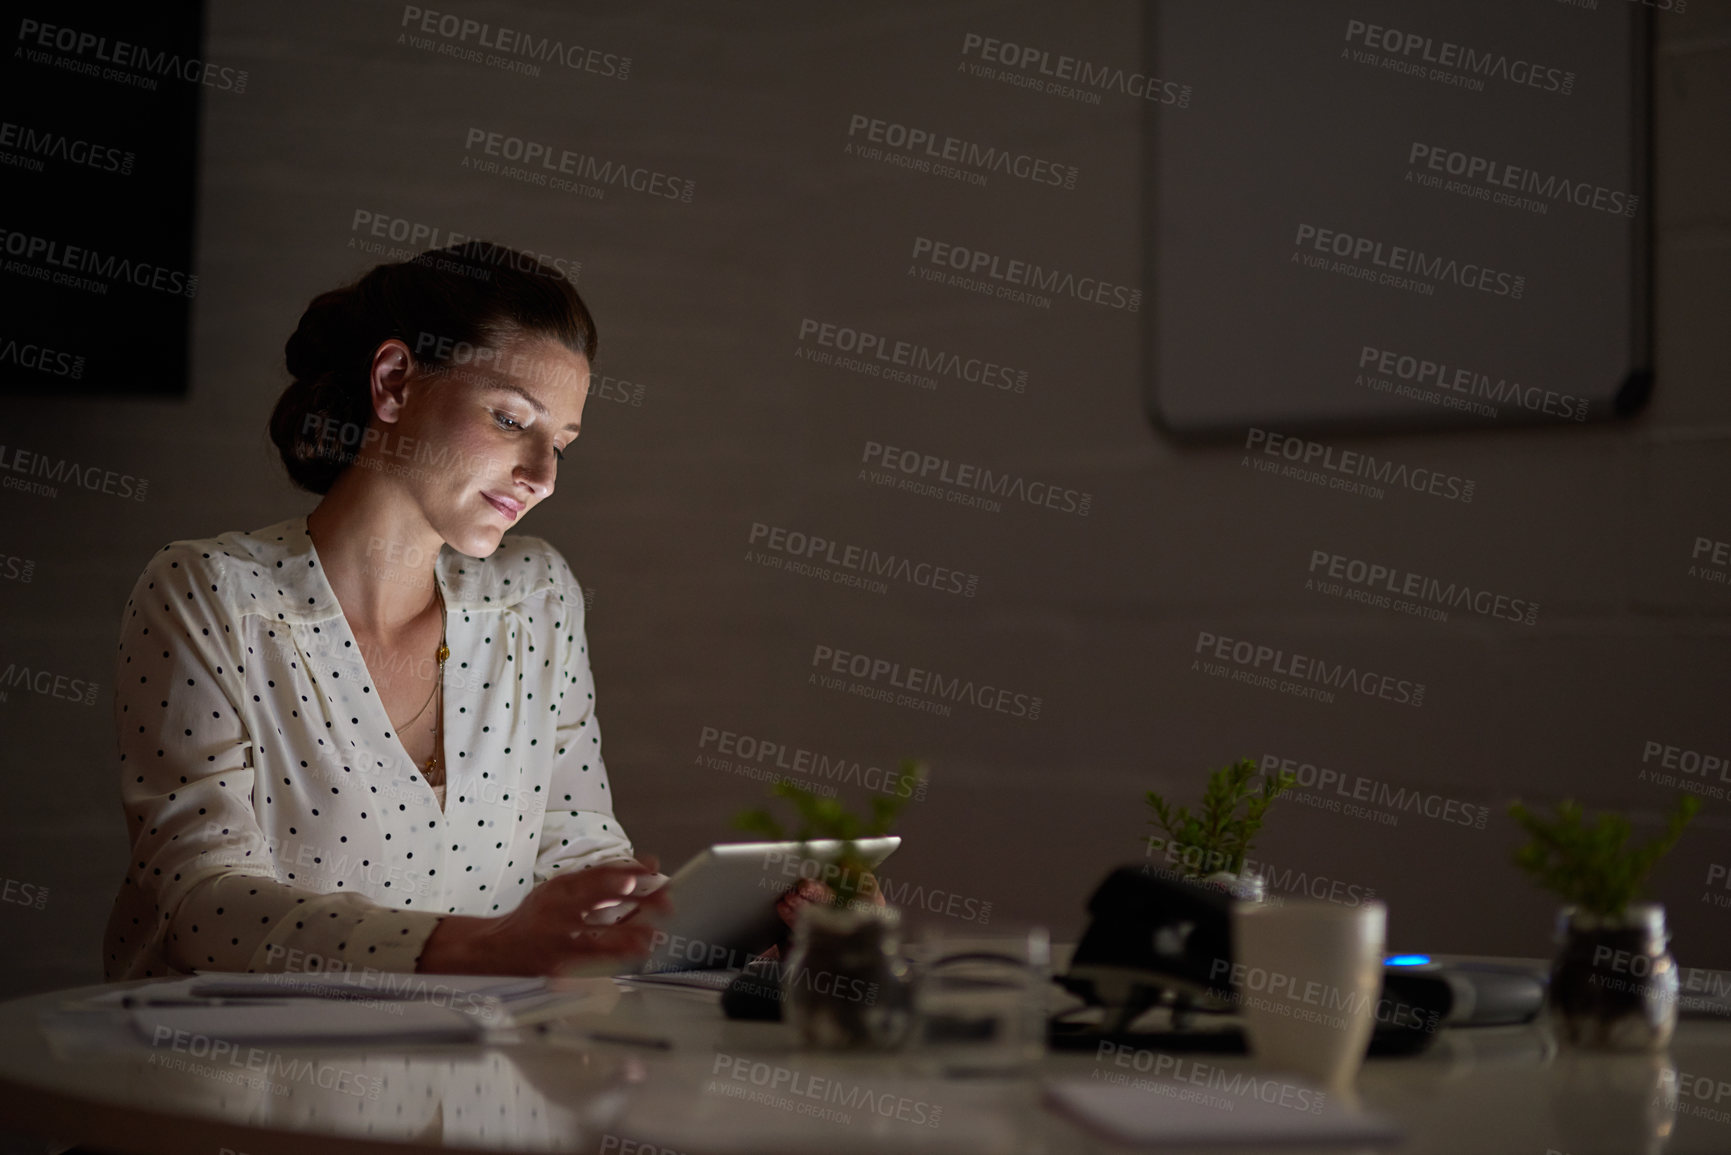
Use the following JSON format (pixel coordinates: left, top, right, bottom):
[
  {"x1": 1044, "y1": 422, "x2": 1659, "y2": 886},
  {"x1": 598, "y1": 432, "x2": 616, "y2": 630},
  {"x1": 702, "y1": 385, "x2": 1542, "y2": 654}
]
[
  {"x1": 1508, "y1": 794, "x2": 1700, "y2": 918},
  {"x1": 1143, "y1": 757, "x2": 1297, "y2": 879},
  {"x1": 733, "y1": 758, "x2": 926, "y2": 910}
]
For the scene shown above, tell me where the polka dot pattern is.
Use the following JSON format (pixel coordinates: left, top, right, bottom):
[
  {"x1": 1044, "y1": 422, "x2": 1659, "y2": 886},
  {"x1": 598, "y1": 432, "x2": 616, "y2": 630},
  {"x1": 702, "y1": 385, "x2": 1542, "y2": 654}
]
[{"x1": 102, "y1": 514, "x2": 652, "y2": 980}]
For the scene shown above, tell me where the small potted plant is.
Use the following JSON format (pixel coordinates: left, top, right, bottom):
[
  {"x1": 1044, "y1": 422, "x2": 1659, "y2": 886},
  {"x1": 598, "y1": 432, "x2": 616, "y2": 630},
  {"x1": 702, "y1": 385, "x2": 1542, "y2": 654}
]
[
  {"x1": 734, "y1": 759, "x2": 926, "y2": 1051},
  {"x1": 1143, "y1": 758, "x2": 1296, "y2": 901},
  {"x1": 1508, "y1": 793, "x2": 1699, "y2": 1051}
]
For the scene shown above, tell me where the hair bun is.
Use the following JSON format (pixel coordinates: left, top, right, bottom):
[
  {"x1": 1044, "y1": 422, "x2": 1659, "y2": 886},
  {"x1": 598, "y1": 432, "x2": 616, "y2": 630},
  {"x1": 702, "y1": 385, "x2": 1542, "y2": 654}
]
[
  {"x1": 283, "y1": 287, "x2": 365, "y2": 384},
  {"x1": 270, "y1": 286, "x2": 380, "y2": 495},
  {"x1": 268, "y1": 241, "x2": 597, "y2": 496}
]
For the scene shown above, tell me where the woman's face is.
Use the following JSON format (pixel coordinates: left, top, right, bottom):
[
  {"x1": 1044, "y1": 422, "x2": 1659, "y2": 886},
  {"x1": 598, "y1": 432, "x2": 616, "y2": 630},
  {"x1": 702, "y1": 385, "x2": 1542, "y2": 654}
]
[{"x1": 393, "y1": 331, "x2": 591, "y2": 557}]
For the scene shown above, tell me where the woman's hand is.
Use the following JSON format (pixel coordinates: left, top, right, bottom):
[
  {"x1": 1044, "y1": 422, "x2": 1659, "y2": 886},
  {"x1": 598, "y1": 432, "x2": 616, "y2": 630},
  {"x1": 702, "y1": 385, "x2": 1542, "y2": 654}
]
[
  {"x1": 417, "y1": 861, "x2": 673, "y2": 975},
  {"x1": 754, "y1": 871, "x2": 889, "y2": 963},
  {"x1": 773, "y1": 877, "x2": 831, "y2": 935},
  {"x1": 614, "y1": 853, "x2": 662, "y2": 923},
  {"x1": 774, "y1": 871, "x2": 889, "y2": 926}
]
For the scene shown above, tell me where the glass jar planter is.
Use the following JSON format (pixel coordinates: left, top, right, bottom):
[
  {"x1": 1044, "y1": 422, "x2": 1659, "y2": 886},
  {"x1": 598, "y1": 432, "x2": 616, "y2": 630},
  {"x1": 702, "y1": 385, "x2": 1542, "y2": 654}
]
[
  {"x1": 1548, "y1": 903, "x2": 1677, "y2": 1051},
  {"x1": 1202, "y1": 870, "x2": 1266, "y2": 903},
  {"x1": 782, "y1": 902, "x2": 918, "y2": 1051}
]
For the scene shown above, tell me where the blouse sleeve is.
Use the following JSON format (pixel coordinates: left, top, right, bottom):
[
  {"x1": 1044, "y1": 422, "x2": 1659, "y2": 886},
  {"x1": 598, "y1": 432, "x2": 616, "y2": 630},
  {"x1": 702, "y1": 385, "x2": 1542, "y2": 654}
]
[
  {"x1": 111, "y1": 543, "x2": 445, "y2": 977},
  {"x1": 532, "y1": 546, "x2": 663, "y2": 889}
]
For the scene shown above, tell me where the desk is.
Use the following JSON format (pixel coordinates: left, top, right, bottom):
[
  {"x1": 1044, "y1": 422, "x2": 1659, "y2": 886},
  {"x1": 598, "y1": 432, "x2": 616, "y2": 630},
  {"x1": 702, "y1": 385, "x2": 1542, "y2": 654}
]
[{"x1": 1, "y1": 950, "x2": 1728, "y2": 1155}]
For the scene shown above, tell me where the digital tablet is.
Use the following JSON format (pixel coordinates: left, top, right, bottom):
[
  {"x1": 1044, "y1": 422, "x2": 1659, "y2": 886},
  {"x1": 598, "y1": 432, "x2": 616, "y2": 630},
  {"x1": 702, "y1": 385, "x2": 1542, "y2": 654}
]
[{"x1": 601, "y1": 838, "x2": 901, "y2": 976}]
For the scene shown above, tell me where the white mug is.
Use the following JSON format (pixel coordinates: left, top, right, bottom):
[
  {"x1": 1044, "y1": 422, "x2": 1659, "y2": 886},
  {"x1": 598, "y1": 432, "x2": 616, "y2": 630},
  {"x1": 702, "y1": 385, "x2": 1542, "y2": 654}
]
[{"x1": 1229, "y1": 899, "x2": 1388, "y2": 1089}]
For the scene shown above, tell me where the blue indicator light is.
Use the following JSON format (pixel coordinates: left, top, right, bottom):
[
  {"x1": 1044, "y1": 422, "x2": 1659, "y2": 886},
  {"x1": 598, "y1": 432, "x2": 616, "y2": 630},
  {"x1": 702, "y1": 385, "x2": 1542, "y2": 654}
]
[{"x1": 1385, "y1": 954, "x2": 1431, "y2": 967}]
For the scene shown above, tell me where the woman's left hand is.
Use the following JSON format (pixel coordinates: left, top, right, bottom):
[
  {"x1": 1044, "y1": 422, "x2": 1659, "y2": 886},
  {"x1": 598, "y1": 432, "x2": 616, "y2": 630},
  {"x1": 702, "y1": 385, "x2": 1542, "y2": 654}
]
[
  {"x1": 774, "y1": 877, "x2": 828, "y2": 932},
  {"x1": 754, "y1": 873, "x2": 887, "y2": 964},
  {"x1": 773, "y1": 871, "x2": 888, "y2": 930}
]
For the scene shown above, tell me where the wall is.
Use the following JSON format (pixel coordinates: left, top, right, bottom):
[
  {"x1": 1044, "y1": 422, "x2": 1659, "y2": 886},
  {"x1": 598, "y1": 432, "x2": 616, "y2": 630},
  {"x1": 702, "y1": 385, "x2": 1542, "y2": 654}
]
[{"x1": 2, "y1": 0, "x2": 1728, "y2": 997}]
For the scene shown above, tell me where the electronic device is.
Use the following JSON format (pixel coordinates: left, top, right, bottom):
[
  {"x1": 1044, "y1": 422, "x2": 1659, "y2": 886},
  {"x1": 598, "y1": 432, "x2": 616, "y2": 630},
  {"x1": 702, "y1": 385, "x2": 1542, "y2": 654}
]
[
  {"x1": 1049, "y1": 867, "x2": 1545, "y2": 1055},
  {"x1": 1056, "y1": 865, "x2": 1236, "y2": 1031},
  {"x1": 1379, "y1": 955, "x2": 1551, "y2": 1029},
  {"x1": 613, "y1": 838, "x2": 900, "y2": 977},
  {"x1": 720, "y1": 955, "x2": 785, "y2": 1021}
]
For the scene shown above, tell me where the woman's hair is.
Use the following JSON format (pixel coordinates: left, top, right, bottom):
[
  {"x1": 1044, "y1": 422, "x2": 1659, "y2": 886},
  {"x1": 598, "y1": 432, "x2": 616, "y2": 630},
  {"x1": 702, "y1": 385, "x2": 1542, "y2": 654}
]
[{"x1": 269, "y1": 240, "x2": 596, "y2": 495}]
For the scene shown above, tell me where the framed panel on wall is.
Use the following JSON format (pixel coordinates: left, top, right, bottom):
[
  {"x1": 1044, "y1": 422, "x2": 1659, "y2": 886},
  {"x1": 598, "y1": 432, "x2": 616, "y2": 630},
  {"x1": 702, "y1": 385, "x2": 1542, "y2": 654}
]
[
  {"x1": 1144, "y1": 0, "x2": 1652, "y2": 436},
  {"x1": 0, "y1": 1, "x2": 207, "y2": 398}
]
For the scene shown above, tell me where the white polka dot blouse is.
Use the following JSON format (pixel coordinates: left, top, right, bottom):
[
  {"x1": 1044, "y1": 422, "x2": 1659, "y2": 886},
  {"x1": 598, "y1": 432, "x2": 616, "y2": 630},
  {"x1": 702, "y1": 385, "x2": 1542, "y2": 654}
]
[{"x1": 102, "y1": 514, "x2": 658, "y2": 980}]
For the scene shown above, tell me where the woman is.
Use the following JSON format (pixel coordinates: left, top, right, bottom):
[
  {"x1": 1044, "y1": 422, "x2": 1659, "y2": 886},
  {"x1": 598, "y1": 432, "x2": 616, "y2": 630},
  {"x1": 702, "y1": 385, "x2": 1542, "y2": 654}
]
[{"x1": 101, "y1": 241, "x2": 833, "y2": 979}]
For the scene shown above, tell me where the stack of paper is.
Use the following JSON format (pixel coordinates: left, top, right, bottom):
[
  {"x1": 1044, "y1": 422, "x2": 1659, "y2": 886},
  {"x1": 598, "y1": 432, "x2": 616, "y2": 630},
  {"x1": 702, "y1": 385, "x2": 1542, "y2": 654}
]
[
  {"x1": 47, "y1": 972, "x2": 613, "y2": 1052},
  {"x1": 128, "y1": 999, "x2": 483, "y2": 1046},
  {"x1": 186, "y1": 972, "x2": 548, "y2": 1001}
]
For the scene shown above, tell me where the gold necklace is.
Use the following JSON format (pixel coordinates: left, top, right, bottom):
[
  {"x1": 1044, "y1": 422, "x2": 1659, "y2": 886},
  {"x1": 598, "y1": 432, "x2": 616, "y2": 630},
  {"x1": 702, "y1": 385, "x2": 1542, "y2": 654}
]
[
  {"x1": 387, "y1": 585, "x2": 449, "y2": 783},
  {"x1": 427, "y1": 586, "x2": 449, "y2": 783}
]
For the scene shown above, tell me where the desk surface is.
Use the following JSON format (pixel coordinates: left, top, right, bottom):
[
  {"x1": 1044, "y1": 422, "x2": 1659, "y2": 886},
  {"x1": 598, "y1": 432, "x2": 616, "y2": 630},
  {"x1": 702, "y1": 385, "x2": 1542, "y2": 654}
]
[{"x1": 2, "y1": 953, "x2": 1729, "y2": 1155}]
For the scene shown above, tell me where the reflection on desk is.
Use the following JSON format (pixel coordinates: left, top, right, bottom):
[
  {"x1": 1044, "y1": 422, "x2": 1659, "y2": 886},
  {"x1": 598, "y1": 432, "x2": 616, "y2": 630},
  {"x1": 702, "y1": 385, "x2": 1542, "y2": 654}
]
[{"x1": 1, "y1": 954, "x2": 1730, "y2": 1155}]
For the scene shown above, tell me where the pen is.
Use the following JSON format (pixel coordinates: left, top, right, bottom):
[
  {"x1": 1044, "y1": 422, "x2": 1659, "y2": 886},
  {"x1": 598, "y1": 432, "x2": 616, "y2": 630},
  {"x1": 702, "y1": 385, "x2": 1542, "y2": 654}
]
[{"x1": 119, "y1": 997, "x2": 296, "y2": 1008}]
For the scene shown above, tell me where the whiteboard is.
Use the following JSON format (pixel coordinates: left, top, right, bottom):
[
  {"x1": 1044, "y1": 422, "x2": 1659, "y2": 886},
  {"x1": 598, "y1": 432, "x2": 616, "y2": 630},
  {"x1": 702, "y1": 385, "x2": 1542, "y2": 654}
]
[{"x1": 1145, "y1": 0, "x2": 1651, "y2": 436}]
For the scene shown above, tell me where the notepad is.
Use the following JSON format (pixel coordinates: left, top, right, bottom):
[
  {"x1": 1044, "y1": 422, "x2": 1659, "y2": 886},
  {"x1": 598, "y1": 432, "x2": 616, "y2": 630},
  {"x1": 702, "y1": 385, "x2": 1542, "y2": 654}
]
[
  {"x1": 130, "y1": 1000, "x2": 485, "y2": 1046},
  {"x1": 1043, "y1": 1077, "x2": 1403, "y2": 1147},
  {"x1": 79, "y1": 973, "x2": 551, "y2": 1008},
  {"x1": 186, "y1": 972, "x2": 548, "y2": 1002},
  {"x1": 84, "y1": 972, "x2": 600, "y2": 1041}
]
